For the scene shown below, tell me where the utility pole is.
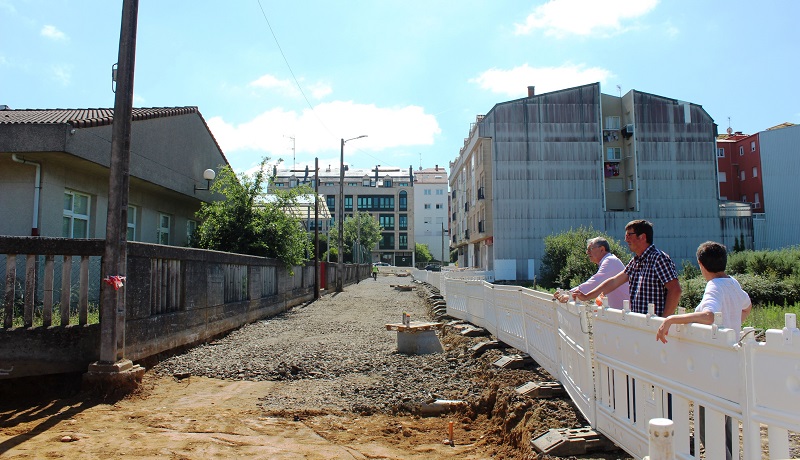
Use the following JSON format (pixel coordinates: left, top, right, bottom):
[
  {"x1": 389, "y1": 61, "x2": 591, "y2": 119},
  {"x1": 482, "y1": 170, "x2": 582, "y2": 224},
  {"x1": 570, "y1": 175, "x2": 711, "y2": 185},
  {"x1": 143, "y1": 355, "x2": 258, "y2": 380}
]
[
  {"x1": 87, "y1": 0, "x2": 144, "y2": 386},
  {"x1": 336, "y1": 135, "x2": 366, "y2": 292},
  {"x1": 314, "y1": 157, "x2": 320, "y2": 299}
]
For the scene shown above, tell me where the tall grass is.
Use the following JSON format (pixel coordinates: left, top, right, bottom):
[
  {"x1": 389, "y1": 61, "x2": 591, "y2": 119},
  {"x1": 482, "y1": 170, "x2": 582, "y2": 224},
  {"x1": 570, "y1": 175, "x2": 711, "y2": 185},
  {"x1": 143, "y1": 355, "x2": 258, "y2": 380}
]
[
  {"x1": 744, "y1": 302, "x2": 800, "y2": 330},
  {"x1": 9, "y1": 304, "x2": 100, "y2": 329}
]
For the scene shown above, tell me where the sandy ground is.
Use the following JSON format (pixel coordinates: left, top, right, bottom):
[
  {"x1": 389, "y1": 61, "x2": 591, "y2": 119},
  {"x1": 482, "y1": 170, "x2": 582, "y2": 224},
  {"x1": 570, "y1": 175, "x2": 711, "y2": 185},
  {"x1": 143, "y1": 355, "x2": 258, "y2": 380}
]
[{"x1": 0, "y1": 372, "x2": 507, "y2": 459}]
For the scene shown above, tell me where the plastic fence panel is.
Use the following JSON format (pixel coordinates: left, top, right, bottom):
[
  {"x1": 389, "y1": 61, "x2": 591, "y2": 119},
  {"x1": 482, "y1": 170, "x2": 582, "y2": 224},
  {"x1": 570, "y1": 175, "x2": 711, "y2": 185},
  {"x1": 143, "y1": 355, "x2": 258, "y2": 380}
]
[
  {"x1": 488, "y1": 284, "x2": 525, "y2": 352},
  {"x1": 520, "y1": 288, "x2": 560, "y2": 379},
  {"x1": 555, "y1": 301, "x2": 595, "y2": 427}
]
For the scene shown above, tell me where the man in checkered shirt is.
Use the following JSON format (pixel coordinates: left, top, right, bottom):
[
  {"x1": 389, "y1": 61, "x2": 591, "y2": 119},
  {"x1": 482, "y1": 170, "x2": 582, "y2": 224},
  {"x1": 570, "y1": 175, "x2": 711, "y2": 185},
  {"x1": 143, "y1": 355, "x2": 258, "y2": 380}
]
[{"x1": 574, "y1": 220, "x2": 681, "y2": 317}]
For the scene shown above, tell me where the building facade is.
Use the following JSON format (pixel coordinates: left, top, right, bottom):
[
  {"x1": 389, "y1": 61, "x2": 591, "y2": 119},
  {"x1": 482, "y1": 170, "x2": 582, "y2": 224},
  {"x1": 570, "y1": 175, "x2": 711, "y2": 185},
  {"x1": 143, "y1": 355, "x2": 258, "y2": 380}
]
[
  {"x1": 757, "y1": 123, "x2": 800, "y2": 250},
  {"x1": 0, "y1": 107, "x2": 228, "y2": 246},
  {"x1": 450, "y1": 83, "x2": 721, "y2": 281},
  {"x1": 412, "y1": 165, "x2": 449, "y2": 264},
  {"x1": 272, "y1": 165, "x2": 415, "y2": 266}
]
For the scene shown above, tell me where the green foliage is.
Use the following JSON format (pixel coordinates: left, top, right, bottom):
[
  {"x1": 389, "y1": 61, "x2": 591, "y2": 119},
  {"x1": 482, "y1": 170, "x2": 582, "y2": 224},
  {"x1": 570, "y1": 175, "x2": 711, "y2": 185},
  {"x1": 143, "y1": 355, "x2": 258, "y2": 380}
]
[
  {"x1": 725, "y1": 247, "x2": 800, "y2": 278},
  {"x1": 680, "y1": 259, "x2": 701, "y2": 281},
  {"x1": 450, "y1": 249, "x2": 458, "y2": 263},
  {"x1": 744, "y1": 302, "x2": 800, "y2": 330},
  {"x1": 539, "y1": 226, "x2": 631, "y2": 289},
  {"x1": 328, "y1": 211, "x2": 381, "y2": 263},
  {"x1": 415, "y1": 243, "x2": 433, "y2": 264},
  {"x1": 192, "y1": 160, "x2": 312, "y2": 269}
]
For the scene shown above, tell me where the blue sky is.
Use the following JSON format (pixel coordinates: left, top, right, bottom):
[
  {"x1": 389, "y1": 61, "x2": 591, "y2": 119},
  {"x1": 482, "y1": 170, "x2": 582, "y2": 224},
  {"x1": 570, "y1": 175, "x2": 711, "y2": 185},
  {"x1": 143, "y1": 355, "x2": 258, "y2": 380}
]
[{"x1": 2, "y1": 0, "x2": 798, "y2": 176}]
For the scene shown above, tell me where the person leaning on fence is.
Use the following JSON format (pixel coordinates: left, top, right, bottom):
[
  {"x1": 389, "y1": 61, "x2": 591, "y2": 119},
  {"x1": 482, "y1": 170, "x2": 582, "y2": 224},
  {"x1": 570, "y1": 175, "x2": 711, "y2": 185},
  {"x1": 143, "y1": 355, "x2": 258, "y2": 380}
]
[
  {"x1": 656, "y1": 241, "x2": 750, "y2": 460},
  {"x1": 554, "y1": 237, "x2": 630, "y2": 309},
  {"x1": 574, "y1": 220, "x2": 681, "y2": 317}
]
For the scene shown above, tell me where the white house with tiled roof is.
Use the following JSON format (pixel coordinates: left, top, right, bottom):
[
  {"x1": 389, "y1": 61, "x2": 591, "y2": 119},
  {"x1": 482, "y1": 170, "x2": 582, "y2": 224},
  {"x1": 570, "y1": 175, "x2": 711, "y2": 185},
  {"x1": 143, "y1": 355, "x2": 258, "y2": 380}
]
[{"x1": 0, "y1": 106, "x2": 228, "y2": 246}]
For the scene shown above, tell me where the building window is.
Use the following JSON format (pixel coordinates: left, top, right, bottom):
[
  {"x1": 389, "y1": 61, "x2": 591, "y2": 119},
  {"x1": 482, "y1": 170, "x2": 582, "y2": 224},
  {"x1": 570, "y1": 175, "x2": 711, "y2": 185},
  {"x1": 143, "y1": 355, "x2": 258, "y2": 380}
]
[
  {"x1": 740, "y1": 171, "x2": 746, "y2": 181},
  {"x1": 157, "y1": 213, "x2": 171, "y2": 245},
  {"x1": 345, "y1": 196, "x2": 353, "y2": 211},
  {"x1": 751, "y1": 141, "x2": 756, "y2": 152},
  {"x1": 325, "y1": 182, "x2": 335, "y2": 186},
  {"x1": 379, "y1": 214, "x2": 395, "y2": 230},
  {"x1": 717, "y1": 148, "x2": 725, "y2": 158},
  {"x1": 436, "y1": 189, "x2": 444, "y2": 195},
  {"x1": 719, "y1": 172, "x2": 727, "y2": 183},
  {"x1": 399, "y1": 214, "x2": 408, "y2": 230},
  {"x1": 275, "y1": 182, "x2": 285, "y2": 187},
  {"x1": 326, "y1": 196, "x2": 336, "y2": 212},
  {"x1": 63, "y1": 190, "x2": 90, "y2": 238},
  {"x1": 739, "y1": 146, "x2": 744, "y2": 156},
  {"x1": 424, "y1": 204, "x2": 431, "y2": 209},
  {"x1": 424, "y1": 216, "x2": 431, "y2": 224},
  {"x1": 384, "y1": 179, "x2": 392, "y2": 188},
  {"x1": 754, "y1": 192, "x2": 760, "y2": 208},
  {"x1": 741, "y1": 195, "x2": 747, "y2": 203},
  {"x1": 435, "y1": 203, "x2": 443, "y2": 209},
  {"x1": 399, "y1": 191, "x2": 407, "y2": 211},
  {"x1": 606, "y1": 148, "x2": 621, "y2": 161},
  {"x1": 127, "y1": 205, "x2": 138, "y2": 241},
  {"x1": 399, "y1": 233, "x2": 408, "y2": 250},
  {"x1": 379, "y1": 233, "x2": 395, "y2": 250},
  {"x1": 605, "y1": 116, "x2": 621, "y2": 130},
  {"x1": 348, "y1": 182, "x2": 359, "y2": 187},
  {"x1": 424, "y1": 189, "x2": 431, "y2": 195},
  {"x1": 186, "y1": 219, "x2": 197, "y2": 244},
  {"x1": 752, "y1": 167, "x2": 758, "y2": 178}
]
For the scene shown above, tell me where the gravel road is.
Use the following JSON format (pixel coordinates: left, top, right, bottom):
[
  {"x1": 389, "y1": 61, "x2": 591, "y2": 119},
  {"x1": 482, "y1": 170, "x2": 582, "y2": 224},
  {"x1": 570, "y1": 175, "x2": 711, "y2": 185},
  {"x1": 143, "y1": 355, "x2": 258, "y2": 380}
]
[{"x1": 152, "y1": 272, "x2": 486, "y2": 415}]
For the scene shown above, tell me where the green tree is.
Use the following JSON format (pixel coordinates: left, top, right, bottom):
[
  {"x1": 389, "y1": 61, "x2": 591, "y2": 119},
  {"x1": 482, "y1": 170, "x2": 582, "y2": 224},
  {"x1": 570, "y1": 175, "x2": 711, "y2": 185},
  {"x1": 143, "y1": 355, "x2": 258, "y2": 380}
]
[
  {"x1": 539, "y1": 226, "x2": 631, "y2": 289},
  {"x1": 329, "y1": 211, "x2": 382, "y2": 263},
  {"x1": 192, "y1": 160, "x2": 312, "y2": 269},
  {"x1": 415, "y1": 243, "x2": 433, "y2": 264}
]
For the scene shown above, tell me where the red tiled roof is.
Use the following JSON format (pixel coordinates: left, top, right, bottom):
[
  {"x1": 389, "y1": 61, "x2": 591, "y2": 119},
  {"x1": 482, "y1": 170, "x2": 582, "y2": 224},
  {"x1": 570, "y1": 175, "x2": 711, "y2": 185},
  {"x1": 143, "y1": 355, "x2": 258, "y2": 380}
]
[{"x1": 0, "y1": 106, "x2": 199, "y2": 128}]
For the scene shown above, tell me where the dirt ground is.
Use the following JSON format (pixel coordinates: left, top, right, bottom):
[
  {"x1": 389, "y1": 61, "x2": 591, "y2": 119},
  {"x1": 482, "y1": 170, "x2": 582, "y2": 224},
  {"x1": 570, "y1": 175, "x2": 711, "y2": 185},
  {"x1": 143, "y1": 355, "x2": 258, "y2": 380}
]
[{"x1": 1, "y1": 371, "x2": 535, "y2": 459}]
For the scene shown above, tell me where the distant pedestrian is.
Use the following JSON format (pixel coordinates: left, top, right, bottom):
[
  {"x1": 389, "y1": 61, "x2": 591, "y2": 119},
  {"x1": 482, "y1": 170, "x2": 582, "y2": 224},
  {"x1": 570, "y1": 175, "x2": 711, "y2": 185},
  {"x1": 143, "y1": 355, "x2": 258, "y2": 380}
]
[{"x1": 372, "y1": 264, "x2": 378, "y2": 280}]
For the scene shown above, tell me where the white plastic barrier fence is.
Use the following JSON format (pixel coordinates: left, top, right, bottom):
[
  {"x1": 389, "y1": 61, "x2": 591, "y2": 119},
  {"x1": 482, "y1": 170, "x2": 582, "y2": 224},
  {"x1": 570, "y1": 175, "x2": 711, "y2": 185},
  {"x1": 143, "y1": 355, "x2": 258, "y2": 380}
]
[{"x1": 431, "y1": 275, "x2": 800, "y2": 460}]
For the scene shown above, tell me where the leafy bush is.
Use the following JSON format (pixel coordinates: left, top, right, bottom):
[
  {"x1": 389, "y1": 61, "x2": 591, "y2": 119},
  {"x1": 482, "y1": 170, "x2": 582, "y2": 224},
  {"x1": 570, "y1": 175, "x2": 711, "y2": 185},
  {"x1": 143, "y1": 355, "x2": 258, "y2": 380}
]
[
  {"x1": 539, "y1": 226, "x2": 630, "y2": 289},
  {"x1": 679, "y1": 273, "x2": 800, "y2": 310}
]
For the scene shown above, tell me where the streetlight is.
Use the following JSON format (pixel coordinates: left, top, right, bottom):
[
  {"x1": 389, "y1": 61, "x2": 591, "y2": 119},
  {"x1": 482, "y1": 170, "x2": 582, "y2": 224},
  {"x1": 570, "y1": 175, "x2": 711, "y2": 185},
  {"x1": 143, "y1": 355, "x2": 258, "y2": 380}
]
[{"x1": 336, "y1": 135, "x2": 367, "y2": 292}]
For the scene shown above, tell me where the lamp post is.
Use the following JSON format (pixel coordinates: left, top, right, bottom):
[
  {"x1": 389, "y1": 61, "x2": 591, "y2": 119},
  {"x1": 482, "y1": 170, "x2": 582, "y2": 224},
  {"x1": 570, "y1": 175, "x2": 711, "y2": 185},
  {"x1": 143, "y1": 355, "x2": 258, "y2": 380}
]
[{"x1": 336, "y1": 135, "x2": 367, "y2": 292}]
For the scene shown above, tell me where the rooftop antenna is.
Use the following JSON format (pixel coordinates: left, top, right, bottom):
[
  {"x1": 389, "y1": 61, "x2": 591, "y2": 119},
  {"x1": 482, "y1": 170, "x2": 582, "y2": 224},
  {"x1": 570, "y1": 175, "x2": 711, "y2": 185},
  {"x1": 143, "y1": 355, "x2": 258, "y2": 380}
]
[
  {"x1": 419, "y1": 152, "x2": 422, "y2": 170},
  {"x1": 616, "y1": 84, "x2": 622, "y2": 98},
  {"x1": 727, "y1": 117, "x2": 733, "y2": 135},
  {"x1": 285, "y1": 135, "x2": 296, "y2": 169}
]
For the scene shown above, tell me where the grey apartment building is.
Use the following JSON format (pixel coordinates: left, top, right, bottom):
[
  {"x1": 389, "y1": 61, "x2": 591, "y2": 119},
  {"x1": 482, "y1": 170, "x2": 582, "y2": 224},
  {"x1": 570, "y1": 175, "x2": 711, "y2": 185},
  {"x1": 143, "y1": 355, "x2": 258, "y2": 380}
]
[
  {"x1": 272, "y1": 165, "x2": 415, "y2": 266},
  {"x1": 450, "y1": 83, "x2": 721, "y2": 281}
]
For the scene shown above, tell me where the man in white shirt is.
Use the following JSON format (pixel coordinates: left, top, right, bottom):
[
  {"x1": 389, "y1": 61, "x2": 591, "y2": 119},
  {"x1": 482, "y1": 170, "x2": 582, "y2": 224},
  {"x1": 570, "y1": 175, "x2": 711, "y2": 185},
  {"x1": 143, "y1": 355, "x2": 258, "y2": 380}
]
[{"x1": 555, "y1": 237, "x2": 630, "y2": 309}]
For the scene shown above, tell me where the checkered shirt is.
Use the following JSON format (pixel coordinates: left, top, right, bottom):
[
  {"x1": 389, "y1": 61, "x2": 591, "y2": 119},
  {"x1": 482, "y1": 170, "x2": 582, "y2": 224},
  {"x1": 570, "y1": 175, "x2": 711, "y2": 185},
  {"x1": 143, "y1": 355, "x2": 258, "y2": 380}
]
[{"x1": 624, "y1": 244, "x2": 678, "y2": 316}]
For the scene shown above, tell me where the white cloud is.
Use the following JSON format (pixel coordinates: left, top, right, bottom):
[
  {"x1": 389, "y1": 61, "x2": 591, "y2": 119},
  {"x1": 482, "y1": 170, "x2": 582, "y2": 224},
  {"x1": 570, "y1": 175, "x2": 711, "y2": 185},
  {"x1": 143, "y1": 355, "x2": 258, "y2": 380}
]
[
  {"x1": 470, "y1": 63, "x2": 614, "y2": 97},
  {"x1": 41, "y1": 25, "x2": 67, "y2": 41},
  {"x1": 51, "y1": 64, "x2": 71, "y2": 85},
  {"x1": 207, "y1": 101, "x2": 440, "y2": 160},
  {"x1": 514, "y1": 0, "x2": 658, "y2": 37},
  {"x1": 248, "y1": 74, "x2": 332, "y2": 100}
]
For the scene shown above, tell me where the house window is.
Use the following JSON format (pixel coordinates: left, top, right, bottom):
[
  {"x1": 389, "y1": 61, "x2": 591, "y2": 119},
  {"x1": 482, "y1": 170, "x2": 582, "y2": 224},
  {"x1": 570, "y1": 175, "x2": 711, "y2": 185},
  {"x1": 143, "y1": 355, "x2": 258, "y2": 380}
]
[
  {"x1": 739, "y1": 146, "x2": 744, "y2": 156},
  {"x1": 379, "y1": 233, "x2": 395, "y2": 250},
  {"x1": 605, "y1": 116, "x2": 621, "y2": 130},
  {"x1": 435, "y1": 203, "x2": 443, "y2": 209},
  {"x1": 740, "y1": 171, "x2": 745, "y2": 181},
  {"x1": 436, "y1": 189, "x2": 444, "y2": 195},
  {"x1": 754, "y1": 192, "x2": 760, "y2": 208},
  {"x1": 399, "y1": 233, "x2": 408, "y2": 250},
  {"x1": 325, "y1": 182, "x2": 335, "y2": 186},
  {"x1": 751, "y1": 141, "x2": 756, "y2": 152},
  {"x1": 63, "y1": 190, "x2": 90, "y2": 238},
  {"x1": 379, "y1": 214, "x2": 394, "y2": 230},
  {"x1": 399, "y1": 214, "x2": 408, "y2": 230},
  {"x1": 741, "y1": 195, "x2": 747, "y2": 203},
  {"x1": 127, "y1": 205, "x2": 138, "y2": 241},
  {"x1": 186, "y1": 219, "x2": 197, "y2": 243},
  {"x1": 717, "y1": 148, "x2": 725, "y2": 158},
  {"x1": 424, "y1": 204, "x2": 431, "y2": 209},
  {"x1": 274, "y1": 182, "x2": 285, "y2": 187},
  {"x1": 424, "y1": 216, "x2": 431, "y2": 224},
  {"x1": 157, "y1": 213, "x2": 171, "y2": 245},
  {"x1": 719, "y1": 172, "x2": 727, "y2": 183},
  {"x1": 424, "y1": 189, "x2": 432, "y2": 195},
  {"x1": 345, "y1": 196, "x2": 353, "y2": 211},
  {"x1": 752, "y1": 167, "x2": 758, "y2": 178},
  {"x1": 348, "y1": 182, "x2": 359, "y2": 187},
  {"x1": 384, "y1": 179, "x2": 393, "y2": 188},
  {"x1": 399, "y1": 191, "x2": 407, "y2": 211},
  {"x1": 326, "y1": 196, "x2": 336, "y2": 212},
  {"x1": 606, "y1": 147, "x2": 621, "y2": 161}
]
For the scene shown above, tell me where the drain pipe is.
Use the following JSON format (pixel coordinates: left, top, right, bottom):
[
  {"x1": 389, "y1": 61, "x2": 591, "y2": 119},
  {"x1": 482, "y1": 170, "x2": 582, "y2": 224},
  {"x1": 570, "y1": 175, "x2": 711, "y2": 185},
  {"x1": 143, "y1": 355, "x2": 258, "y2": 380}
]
[{"x1": 11, "y1": 154, "x2": 41, "y2": 236}]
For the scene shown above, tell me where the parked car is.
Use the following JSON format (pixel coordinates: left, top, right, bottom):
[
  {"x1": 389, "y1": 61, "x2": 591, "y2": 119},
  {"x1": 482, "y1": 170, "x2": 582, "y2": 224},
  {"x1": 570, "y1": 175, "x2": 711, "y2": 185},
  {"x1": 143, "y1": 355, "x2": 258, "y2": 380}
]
[
  {"x1": 424, "y1": 264, "x2": 441, "y2": 271},
  {"x1": 374, "y1": 262, "x2": 390, "y2": 267}
]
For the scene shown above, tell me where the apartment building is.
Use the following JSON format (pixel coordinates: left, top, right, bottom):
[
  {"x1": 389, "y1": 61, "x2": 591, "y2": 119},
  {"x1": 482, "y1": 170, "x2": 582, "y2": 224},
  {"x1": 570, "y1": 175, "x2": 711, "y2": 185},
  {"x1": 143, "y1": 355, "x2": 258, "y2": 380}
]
[
  {"x1": 450, "y1": 83, "x2": 721, "y2": 281},
  {"x1": 272, "y1": 165, "x2": 415, "y2": 266},
  {"x1": 413, "y1": 165, "x2": 449, "y2": 263}
]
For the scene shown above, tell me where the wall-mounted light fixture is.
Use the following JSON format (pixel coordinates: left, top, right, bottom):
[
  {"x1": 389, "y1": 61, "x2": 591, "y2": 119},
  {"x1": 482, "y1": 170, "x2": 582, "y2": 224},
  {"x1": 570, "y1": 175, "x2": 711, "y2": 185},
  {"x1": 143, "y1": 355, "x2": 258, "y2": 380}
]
[{"x1": 194, "y1": 168, "x2": 216, "y2": 193}]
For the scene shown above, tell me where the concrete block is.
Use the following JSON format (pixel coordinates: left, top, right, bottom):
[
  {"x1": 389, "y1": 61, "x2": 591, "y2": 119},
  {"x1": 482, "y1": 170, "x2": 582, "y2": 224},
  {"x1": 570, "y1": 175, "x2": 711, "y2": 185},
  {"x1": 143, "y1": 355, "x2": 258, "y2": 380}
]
[{"x1": 397, "y1": 329, "x2": 443, "y2": 355}]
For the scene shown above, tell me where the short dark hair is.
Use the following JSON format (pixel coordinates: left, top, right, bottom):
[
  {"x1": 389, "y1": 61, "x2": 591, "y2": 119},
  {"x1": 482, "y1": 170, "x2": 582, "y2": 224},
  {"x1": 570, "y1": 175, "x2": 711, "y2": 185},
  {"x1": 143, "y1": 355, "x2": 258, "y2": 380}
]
[
  {"x1": 696, "y1": 241, "x2": 727, "y2": 273},
  {"x1": 625, "y1": 220, "x2": 654, "y2": 244}
]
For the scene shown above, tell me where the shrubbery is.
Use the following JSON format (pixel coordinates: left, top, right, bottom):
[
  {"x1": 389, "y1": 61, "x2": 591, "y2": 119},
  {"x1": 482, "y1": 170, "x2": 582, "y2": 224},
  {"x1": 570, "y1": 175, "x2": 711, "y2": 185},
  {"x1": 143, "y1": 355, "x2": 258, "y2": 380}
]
[
  {"x1": 539, "y1": 226, "x2": 631, "y2": 289},
  {"x1": 679, "y1": 247, "x2": 800, "y2": 309}
]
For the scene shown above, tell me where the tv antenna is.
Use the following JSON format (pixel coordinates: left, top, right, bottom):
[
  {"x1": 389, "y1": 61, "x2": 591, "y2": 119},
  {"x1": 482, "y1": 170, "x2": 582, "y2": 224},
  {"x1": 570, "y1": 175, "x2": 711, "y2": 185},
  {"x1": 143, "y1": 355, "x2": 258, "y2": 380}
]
[{"x1": 285, "y1": 135, "x2": 296, "y2": 169}]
